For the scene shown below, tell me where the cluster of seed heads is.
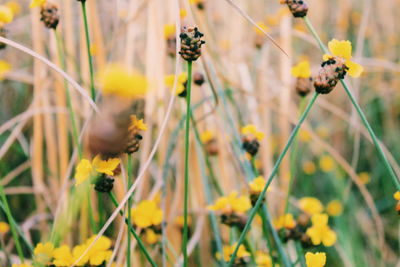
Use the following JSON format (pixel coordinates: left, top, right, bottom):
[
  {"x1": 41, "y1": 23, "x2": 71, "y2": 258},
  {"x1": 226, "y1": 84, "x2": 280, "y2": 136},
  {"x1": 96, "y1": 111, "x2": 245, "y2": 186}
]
[
  {"x1": 314, "y1": 57, "x2": 348, "y2": 94},
  {"x1": 242, "y1": 136, "x2": 260, "y2": 157},
  {"x1": 281, "y1": 0, "x2": 309, "y2": 18},
  {"x1": 125, "y1": 134, "x2": 143, "y2": 154},
  {"x1": 179, "y1": 26, "x2": 205, "y2": 62},
  {"x1": 40, "y1": 2, "x2": 60, "y2": 29},
  {"x1": 94, "y1": 175, "x2": 115, "y2": 193}
]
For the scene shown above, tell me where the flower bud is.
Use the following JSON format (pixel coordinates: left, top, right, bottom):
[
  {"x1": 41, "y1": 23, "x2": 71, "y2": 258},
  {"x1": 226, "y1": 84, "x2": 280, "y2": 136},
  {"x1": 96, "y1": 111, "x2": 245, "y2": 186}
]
[{"x1": 179, "y1": 26, "x2": 205, "y2": 62}]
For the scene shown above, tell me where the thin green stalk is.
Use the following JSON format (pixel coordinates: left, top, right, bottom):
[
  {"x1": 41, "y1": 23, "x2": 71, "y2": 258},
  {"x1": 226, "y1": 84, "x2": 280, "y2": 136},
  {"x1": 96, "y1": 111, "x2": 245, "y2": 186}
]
[
  {"x1": 54, "y1": 30, "x2": 83, "y2": 159},
  {"x1": 87, "y1": 191, "x2": 97, "y2": 233},
  {"x1": 80, "y1": 0, "x2": 96, "y2": 100},
  {"x1": 183, "y1": 61, "x2": 193, "y2": 267},
  {"x1": 228, "y1": 93, "x2": 319, "y2": 266},
  {"x1": 108, "y1": 192, "x2": 157, "y2": 267},
  {"x1": 303, "y1": 16, "x2": 400, "y2": 190},
  {"x1": 295, "y1": 241, "x2": 306, "y2": 267},
  {"x1": 127, "y1": 154, "x2": 133, "y2": 267},
  {"x1": 0, "y1": 185, "x2": 24, "y2": 262}
]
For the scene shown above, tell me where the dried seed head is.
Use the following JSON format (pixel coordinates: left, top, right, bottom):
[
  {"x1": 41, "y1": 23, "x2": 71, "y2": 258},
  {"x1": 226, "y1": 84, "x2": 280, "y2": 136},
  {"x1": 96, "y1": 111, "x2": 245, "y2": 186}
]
[
  {"x1": 282, "y1": 0, "x2": 309, "y2": 18},
  {"x1": 295, "y1": 77, "x2": 312, "y2": 97},
  {"x1": 0, "y1": 27, "x2": 7, "y2": 50},
  {"x1": 94, "y1": 175, "x2": 115, "y2": 193},
  {"x1": 193, "y1": 71, "x2": 205, "y2": 86},
  {"x1": 221, "y1": 214, "x2": 248, "y2": 230},
  {"x1": 126, "y1": 134, "x2": 143, "y2": 154},
  {"x1": 314, "y1": 56, "x2": 348, "y2": 94},
  {"x1": 166, "y1": 36, "x2": 177, "y2": 57},
  {"x1": 179, "y1": 26, "x2": 205, "y2": 62},
  {"x1": 242, "y1": 136, "x2": 260, "y2": 157},
  {"x1": 40, "y1": 2, "x2": 59, "y2": 29},
  {"x1": 297, "y1": 213, "x2": 310, "y2": 227}
]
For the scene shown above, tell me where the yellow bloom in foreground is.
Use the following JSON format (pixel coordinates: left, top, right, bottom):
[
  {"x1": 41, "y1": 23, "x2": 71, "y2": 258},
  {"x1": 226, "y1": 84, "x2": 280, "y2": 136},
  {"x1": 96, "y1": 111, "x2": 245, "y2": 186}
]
[
  {"x1": 394, "y1": 191, "x2": 400, "y2": 201},
  {"x1": 358, "y1": 172, "x2": 370, "y2": 185},
  {"x1": 249, "y1": 176, "x2": 268, "y2": 194},
  {"x1": 326, "y1": 200, "x2": 343, "y2": 217},
  {"x1": 303, "y1": 161, "x2": 316, "y2": 175},
  {"x1": 34, "y1": 242, "x2": 54, "y2": 264},
  {"x1": 256, "y1": 251, "x2": 272, "y2": 267},
  {"x1": 291, "y1": 60, "x2": 311, "y2": 78},
  {"x1": 131, "y1": 199, "x2": 163, "y2": 228},
  {"x1": 305, "y1": 252, "x2": 326, "y2": 267},
  {"x1": 164, "y1": 24, "x2": 175, "y2": 39},
  {"x1": 6, "y1": 1, "x2": 21, "y2": 16},
  {"x1": 208, "y1": 191, "x2": 251, "y2": 214},
  {"x1": 306, "y1": 213, "x2": 337, "y2": 247},
  {"x1": 92, "y1": 155, "x2": 120, "y2": 176},
  {"x1": 12, "y1": 264, "x2": 33, "y2": 267},
  {"x1": 85, "y1": 235, "x2": 112, "y2": 265},
  {"x1": 299, "y1": 197, "x2": 324, "y2": 215},
  {"x1": 129, "y1": 115, "x2": 147, "y2": 132},
  {"x1": 30, "y1": 0, "x2": 46, "y2": 8},
  {"x1": 75, "y1": 159, "x2": 93, "y2": 186},
  {"x1": 319, "y1": 155, "x2": 335, "y2": 172},
  {"x1": 0, "y1": 221, "x2": 9, "y2": 234},
  {"x1": 165, "y1": 73, "x2": 187, "y2": 95},
  {"x1": 200, "y1": 130, "x2": 214, "y2": 143},
  {"x1": 145, "y1": 229, "x2": 159, "y2": 245},
  {"x1": 0, "y1": 60, "x2": 11, "y2": 80},
  {"x1": 99, "y1": 64, "x2": 147, "y2": 98},
  {"x1": 274, "y1": 213, "x2": 296, "y2": 229},
  {"x1": 323, "y1": 39, "x2": 363, "y2": 78},
  {"x1": 53, "y1": 245, "x2": 75, "y2": 266},
  {"x1": 241, "y1": 124, "x2": 265, "y2": 141},
  {"x1": 217, "y1": 243, "x2": 250, "y2": 262},
  {"x1": 0, "y1": 5, "x2": 13, "y2": 24}
]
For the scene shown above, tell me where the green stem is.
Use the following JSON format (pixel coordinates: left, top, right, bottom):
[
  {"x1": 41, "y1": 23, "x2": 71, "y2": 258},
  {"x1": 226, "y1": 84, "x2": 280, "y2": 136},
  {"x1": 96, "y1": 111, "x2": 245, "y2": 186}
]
[
  {"x1": 80, "y1": 0, "x2": 96, "y2": 100},
  {"x1": 54, "y1": 30, "x2": 83, "y2": 159},
  {"x1": 127, "y1": 154, "x2": 133, "y2": 267},
  {"x1": 303, "y1": 16, "x2": 400, "y2": 190},
  {"x1": 295, "y1": 241, "x2": 306, "y2": 267},
  {"x1": 228, "y1": 93, "x2": 318, "y2": 266},
  {"x1": 183, "y1": 61, "x2": 193, "y2": 267},
  {"x1": 87, "y1": 191, "x2": 97, "y2": 233},
  {"x1": 109, "y1": 192, "x2": 157, "y2": 267},
  {"x1": 0, "y1": 185, "x2": 24, "y2": 262}
]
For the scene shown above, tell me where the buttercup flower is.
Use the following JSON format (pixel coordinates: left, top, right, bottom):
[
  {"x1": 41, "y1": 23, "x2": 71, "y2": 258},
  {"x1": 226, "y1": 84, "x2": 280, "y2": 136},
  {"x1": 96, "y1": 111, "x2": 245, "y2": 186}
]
[
  {"x1": 299, "y1": 197, "x2": 324, "y2": 215},
  {"x1": 164, "y1": 24, "x2": 175, "y2": 39},
  {"x1": 200, "y1": 130, "x2": 214, "y2": 143},
  {"x1": 241, "y1": 125, "x2": 265, "y2": 141},
  {"x1": 75, "y1": 155, "x2": 120, "y2": 186},
  {"x1": 12, "y1": 264, "x2": 33, "y2": 267},
  {"x1": 292, "y1": 61, "x2": 311, "y2": 78},
  {"x1": 255, "y1": 251, "x2": 272, "y2": 267},
  {"x1": 34, "y1": 242, "x2": 54, "y2": 264},
  {"x1": 129, "y1": 116, "x2": 147, "y2": 132},
  {"x1": 6, "y1": 1, "x2": 21, "y2": 16},
  {"x1": 306, "y1": 213, "x2": 337, "y2": 247},
  {"x1": 144, "y1": 229, "x2": 159, "y2": 245},
  {"x1": 305, "y1": 252, "x2": 326, "y2": 267},
  {"x1": 274, "y1": 213, "x2": 296, "y2": 229},
  {"x1": 319, "y1": 155, "x2": 335, "y2": 172},
  {"x1": 131, "y1": 199, "x2": 163, "y2": 228},
  {"x1": 30, "y1": 0, "x2": 46, "y2": 8},
  {"x1": 208, "y1": 191, "x2": 251, "y2": 215},
  {"x1": 394, "y1": 191, "x2": 400, "y2": 201},
  {"x1": 326, "y1": 200, "x2": 343, "y2": 217},
  {"x1": 358, "y1": 172, "x2": 371, "y2": 184},
  {"x1": 165, "y1": 72, "x2": 187, "y2": 96},
  {"x1": 217, "y1": 243, "x2": 250, "y2": 264},
  {"x1": 0, "y1": 5, "x2": 13, "y2": 25},
  {"x1": 303, "y1": 161, "x2": 316, "y2": 175},
  {"x1": 0, "y1": 221, "x2": 9, "y2": 234},
  {"x1": 0, "y1": 60, "x2": 11, "y2": 79}
]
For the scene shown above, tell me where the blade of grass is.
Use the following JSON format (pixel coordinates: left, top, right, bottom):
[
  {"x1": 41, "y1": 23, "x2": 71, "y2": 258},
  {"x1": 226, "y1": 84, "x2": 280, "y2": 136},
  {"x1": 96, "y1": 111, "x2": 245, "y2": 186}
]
[{"x1": 127, "y1": 154, "x2": 133, "y2": 267}]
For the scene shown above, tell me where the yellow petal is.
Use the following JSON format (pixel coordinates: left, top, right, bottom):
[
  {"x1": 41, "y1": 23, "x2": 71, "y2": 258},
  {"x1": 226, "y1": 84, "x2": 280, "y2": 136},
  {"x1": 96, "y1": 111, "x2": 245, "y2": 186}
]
[
  {"x1": 291, "y1": 60, "x2": 311, "y2": 78},
  {"x1": 92, "y1": 155, "x2": 120, "y2": 176},
  {"x1": 328, "y1": 39, "x2": 352, "y2": 60},
  {"x1": 346, "y1": 60, "x2": 363, "y2": 78},
  {"x1": 305, "y1": 252, "x2": 326, "y2": 267},
  {"x1": 30, "y1": 0, "x2": 46, "y2": 8},
  {"x1": 0, "y1": 5, "x2": 13, "y2": 24},
  {"x1": 75, "y1": 159, "x2": 93, "y2": 186},
  {"x1": 322, "y1": 229, "x2": 337, "y2": 247}
]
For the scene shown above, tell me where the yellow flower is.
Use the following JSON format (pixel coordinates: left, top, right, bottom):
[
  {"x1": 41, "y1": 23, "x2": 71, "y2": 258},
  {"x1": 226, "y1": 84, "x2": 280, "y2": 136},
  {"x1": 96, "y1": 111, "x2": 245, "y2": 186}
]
[
  {"x1": 394, "y1": 191, "x2": 400, "y2": 201},
  {"x1": 164, "y1": 24, "x2": 175, "y2": 39},
  {"x1": 92, "y1": 155, "x2": 120, "y2": 176},
  {"x1": 145, "y1": 229, "x2": 159, "y2": 245},
  {"x1": 99, "y1": 64, "x2": 147, "y2": 98},
  {"x1": 208, "y1": 191, "x2": 251, "y2": 214},
  {"x1": 6, "y1": 1, "x2": 21, "y2": 16},
  {"x1": 305, "y1": 252, "x2": 326, "y2": 267},
  {"x1": 241, "y1": 124, "x2": 265, "y2": 141},
  {"x1": 34, "y1": 242, "x2": 54, "y2": 264},
  {"x1": 326, "y1": 200, "x2": 343, "y2": 217},
  {"x1": 249, "y1": 176, "x2": 269, "y2": 194},
  {"x1": 0, "y1": 221, "x2": 9, "y2": 234},
  {"x1": 306, "y1": 213, "x2": 337, "y2": 247},
  {"x1": 200, "y1": 130, "x2": 214, "y2": 143},
  {"x1": 0, "y1": 60, "x2": 11, "y2": 80},
  {"x1": 299, "y1": 129, "x2": 311, "y2": 143},
  {"x1": 129, "y1": 115, "x2": 147, "y2": 132},
  {"x1": 303, "y1": 161, "x2": 316, "y2": 175},
  {"x1": 12, "y1": 264, "x2": 33, "y2": 267},
  {"x1": 0, "y1": 5, "x2": 13, "y2": 24},
  {"x1": 74, "y1": 159, "x2": 93, "y2": 186},
  {"x1": 53, "y1": 245, "x2": 74, "y2": 266},
  {"x1": 85, "y1": 236, "x2": 112, "y2": 265},
  {"x1": 255, "y1": 251, "x2": 272, "y2": 267},
  {"x1": 165, "y1": 73, "x2": 187, "y2": 95},
  {"x1": 319, "y1": 155, "x2": 335, "y2": 172},
  {"x1": 180, "y1": 8, "x2": 187, "y2": 19},
  {"x1": 291, "y1": 60, "x2": 311, "y2": 78},
  {"x1": 131, "y1": 199, "x2": 163, "y2": 228},
  {"x1": 30, "y1": 0, "x2": 46, "y2": 8},
  {"x1": 358, "y1": 172, "x2": 370, "y2": 184},
  {"x1": 254, "y1": 22, "x2": 269, "y2": 35},
  {"x1": 299, "y1": 197, "x2": 324, "y2": 215},
  {"x1": 190, "y1": 0, "x2": 203, "y2": 4},
  {"x1": 316, "y1": 126, "x2": 329, "y2": 139},
  {"x1": 175, "y1": 215, "x2": 192, "y2": 228},
  {"x1": 274, "y1": 213, "x2": 296, "y2": 229},
  {"x1": 217, "y1": 243, "x2": 250, "y2": 262},
  {"x1": 323, "y1": 39, "x2": 363, "y2": 78}
]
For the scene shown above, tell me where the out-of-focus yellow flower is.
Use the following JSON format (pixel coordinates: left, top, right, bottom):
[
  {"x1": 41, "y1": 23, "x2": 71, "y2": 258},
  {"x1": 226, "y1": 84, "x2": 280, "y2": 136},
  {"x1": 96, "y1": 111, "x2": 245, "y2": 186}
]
[
  {"x1": 217, "y1": 243, "x2": 250, "y2": 262},
  {"x1": 316, "y1": 126, "x2": 329, "y2": 139},
  {"x1": 99, "y1": 64, "x2": 147, "y2": 98},
  {"x1": 90, "y1": 44, "x2": 98, "y2": 56},
  {"x1": 241, "y1": 124, "x2": 265, "y2": 141},
  {"x1": 208, "y1": 191, "x2": 251, "y2": 214},
  {"x1": 190, "y1": 0, "x2": 203, "y2": 4},
  {"x1": 75, "y1": 159, "x2": 93, "y2": 186},
  {"x1": 249, "y1": 176, "x2": 269, "y2": 194},
  {"x1": 131, "y1": 199, "x2": 163, "y2": 228},
  {"x1": 394, "y1": 191, "x2": 400, "y2": 201},
  {"x1": 92, "y1": 155, "x2": 120, "y2": 176},
  {"x1": 0, "y1": 221, "x2": 9, "y2": 234},
  {"x1": 326, "y1": 200, "x2": 343, "y2": 217},
  {"x1": 303, "y1": 161, "x2": 316, "y2": 175},
  {"x1": 6, "y1": 1, "x2": 21, "y2": 16},
  {"x1": 306, "y1": 213, "x2": 337, "y2": 247},
  {"x1": 319, "y1": 155, "x2": 335, "y2": 172},
  {"x1": 291, "y1": 61, "x2": 311, "y2": 78},
  {"x1": 165, "y1": 73, "x2": 187, "y2": 95},
  {"x1": 12, "y1": 264, "x2": 33, "y2": 267},
  {"x1": 164, "y1": 24, "x2": 175, "y2": 39},
  {"x1": 0, "y1": 5, "x2": 13, "y2": 24},
  {"x1": 358, "y1": 172, "x2": 370, "y2": 185},
  {"x1": 0, "y1": 60, "x2": 11, "y2": 80},
  {"x1": 305, "y1": 252, "x2": 326, "y2": 267},
  {"x1": 30, "y1": 0, "x2": 46, "y2": 8},
  {"x1": 53, "y1": 245, "x2": 75, "y2": 266},
  {"x1": 299, "y1": 197, "x2": 324, "y2": 215},
  {"x1": 323, "y1": 39, "x2": 363, "y2": 78},
  {"x1": 299, "y1": 129, "x2": 311, "y2": 142},
  {"x1": 175, "y1": 215, "x2": 192, "y2": 228},
  {"x1": 129, "y1": 115, "x2": 147, "y2": 132},
  {"x1": 255, "y1": 251, "x2": 272, "y2": 267},
  {"x1": 145, "y1": 229, "x2": 159, "y2": 245},
  {"x1": 254, "y1": 22, "x2": 269, "y2": 35},
  {"x1": 34, "y1": 242, "x2": 54, "y2": 264},
  {"x1": 274, "y1": 213, "x2": 296, "y2": 229},
  {"x1": 200, "y1": 130, "x2": 214, "y2": 143},
  {"x1": 180, "y1": 8, "x2": 187, "y2": 19}
]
